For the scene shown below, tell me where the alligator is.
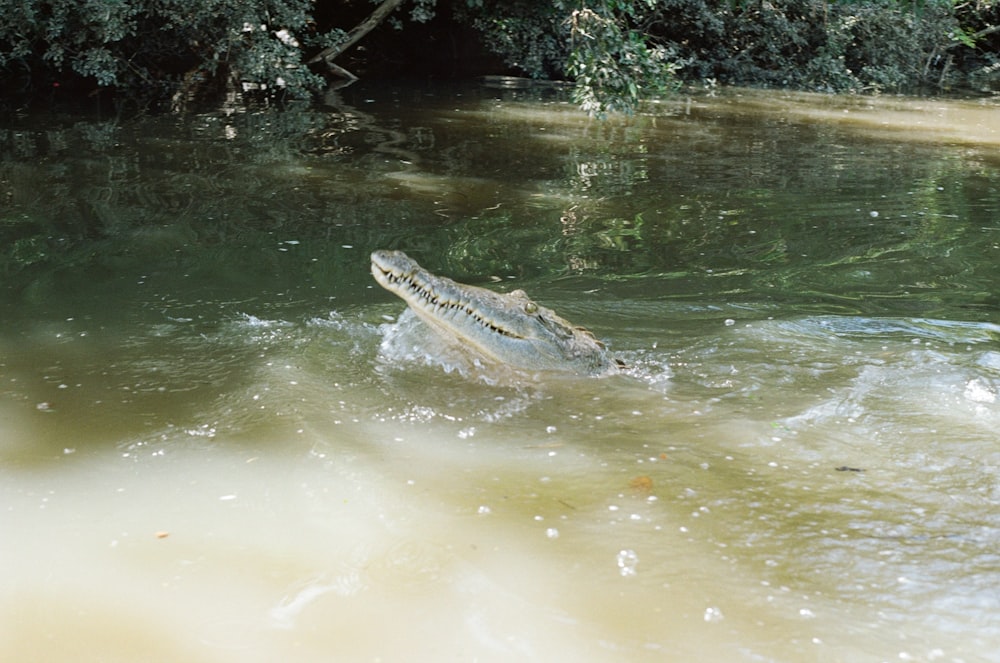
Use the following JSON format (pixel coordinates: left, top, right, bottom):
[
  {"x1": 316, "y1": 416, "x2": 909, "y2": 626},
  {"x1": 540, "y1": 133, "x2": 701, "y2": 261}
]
[{"x1": 370, "y1": 250, "x2": 619, "y2": 375}]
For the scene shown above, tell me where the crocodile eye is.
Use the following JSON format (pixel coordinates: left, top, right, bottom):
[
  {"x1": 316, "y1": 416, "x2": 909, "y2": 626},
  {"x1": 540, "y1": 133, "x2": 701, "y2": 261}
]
[{"x1": 523, "y1": 301, "x2": 538, "y2": 315}]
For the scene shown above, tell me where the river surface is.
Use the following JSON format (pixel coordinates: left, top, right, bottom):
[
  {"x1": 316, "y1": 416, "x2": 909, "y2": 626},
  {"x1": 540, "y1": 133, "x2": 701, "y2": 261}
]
[{"x1": 2, "y1": 83, "x2": 1000, "y2": 662}]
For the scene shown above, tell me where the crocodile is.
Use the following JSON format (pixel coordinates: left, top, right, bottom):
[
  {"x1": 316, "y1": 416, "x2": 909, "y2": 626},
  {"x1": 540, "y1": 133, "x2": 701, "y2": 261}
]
[{"x1": 370, "y1": 250, "x2": 618, "y2": 375}]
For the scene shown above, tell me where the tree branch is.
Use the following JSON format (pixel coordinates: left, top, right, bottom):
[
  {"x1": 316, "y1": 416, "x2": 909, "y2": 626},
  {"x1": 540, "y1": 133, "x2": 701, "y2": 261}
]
[
  {"x1": 307, "y1": 0, "x2": 406, "y2": 67},
  {"x1": 943, "y1": 23, "x2": 1000, "y2": 50}
]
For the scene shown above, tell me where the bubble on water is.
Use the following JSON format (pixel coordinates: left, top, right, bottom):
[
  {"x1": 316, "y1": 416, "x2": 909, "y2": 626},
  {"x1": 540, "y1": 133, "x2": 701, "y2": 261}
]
[
  {"x1": 703, "y1": 606, "x2": 724, "y2": 622},
  {"x1": 724, "y1": 318, "x2": 736, "y2": 326},
  {"x1": 616, "y1": 549, "x2": 639, "y2": 576},
  {"x1": 545, "y1": 528, "x2": 559, "y2": 539},
  {"x1": 477, "y1": 505, "x2": 491, "y2": 515}
]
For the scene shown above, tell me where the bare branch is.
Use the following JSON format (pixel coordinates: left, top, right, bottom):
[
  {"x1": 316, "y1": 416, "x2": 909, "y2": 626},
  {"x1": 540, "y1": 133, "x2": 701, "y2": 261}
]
[{"x1": 307, "y1": 0, "x2": 406, "y2": 67}]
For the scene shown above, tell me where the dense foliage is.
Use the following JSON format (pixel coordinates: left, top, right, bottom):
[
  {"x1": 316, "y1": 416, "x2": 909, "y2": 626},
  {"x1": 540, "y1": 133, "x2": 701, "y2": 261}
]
[
  {"x1": 466, "y1": 0, "x2": 1000, "y2": 112},
  {"x1": 0, "y1": 0, "x2": 997, "y2": 112},
  {"x1": 0, "y1": 0, "x2": 345, "y2": 106}
]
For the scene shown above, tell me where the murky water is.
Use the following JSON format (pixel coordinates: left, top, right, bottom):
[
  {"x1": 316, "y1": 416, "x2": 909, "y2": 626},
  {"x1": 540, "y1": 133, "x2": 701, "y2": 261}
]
[{"x1": 2, "y1": 85, "x2": 1000, "y2": 662}]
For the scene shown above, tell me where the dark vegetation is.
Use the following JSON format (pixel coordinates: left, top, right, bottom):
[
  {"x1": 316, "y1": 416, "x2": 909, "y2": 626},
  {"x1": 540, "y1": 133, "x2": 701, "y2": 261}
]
[{"x1": 0, "y1": 0, "x2": 997, "y2": 113}]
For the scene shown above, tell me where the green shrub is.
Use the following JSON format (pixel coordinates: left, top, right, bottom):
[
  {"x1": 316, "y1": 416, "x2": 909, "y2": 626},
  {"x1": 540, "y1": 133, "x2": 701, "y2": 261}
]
[
  {"x1": 639, "y1": 0, "x2": 960, "y2": 92},
  {"x1": 462, "y1": 0, "x2": 971, "y2": 113},
  {"x1": 0, "y1": 0, "x2": 994, "y2": 110},
  {"x1": 0, "y1": 0, "x2": 341, "y2": 103},
  {"x1": 456, "y1": 0, "x2": 570, "y2": 80}
]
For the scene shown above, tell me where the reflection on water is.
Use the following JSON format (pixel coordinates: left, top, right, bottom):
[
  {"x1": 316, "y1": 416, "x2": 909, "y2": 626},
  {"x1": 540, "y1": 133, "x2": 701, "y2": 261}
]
[{"x1": 2, "y1": 85, "x2": 1000, "y2": 662}]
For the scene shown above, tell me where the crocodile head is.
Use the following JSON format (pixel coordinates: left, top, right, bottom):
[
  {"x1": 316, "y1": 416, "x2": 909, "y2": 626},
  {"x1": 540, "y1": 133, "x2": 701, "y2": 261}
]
[{"x1": 371, "y1": 250, "x2": 616, "y2": 375}]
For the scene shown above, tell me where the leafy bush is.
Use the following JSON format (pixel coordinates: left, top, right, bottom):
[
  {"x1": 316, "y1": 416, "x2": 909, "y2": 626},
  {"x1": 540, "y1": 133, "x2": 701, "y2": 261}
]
[
  {"x1": 0, "y1": 0, "x2": 342, "y2": 103},
  {"x1": 456, "y1": 0, "x2": 570, "y2": 80},
  {"x1": 0, "y1": 0, "x2": 995, "y2": 111},
  {"x1": 459, "y1": 0, "x2": 681, "y2": 115},
  {"x1": 564, "y1": 6, "x2": 680, "y2": 115},
  {"x1": 635, "y1": 0, "x2": 961, "y2": 93},
  {"x1": 462, "y1": 0, "x2": 977, "y2": 113},
  {"x1": 806, "y1": 1, "x2": 956, "y2": 92}
]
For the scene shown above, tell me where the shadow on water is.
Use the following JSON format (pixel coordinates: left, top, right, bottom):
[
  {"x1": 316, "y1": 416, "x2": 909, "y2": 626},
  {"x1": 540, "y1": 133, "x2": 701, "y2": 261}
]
[{"x1": 2, "y1": 83, "x2": 1000, "y2": 661}]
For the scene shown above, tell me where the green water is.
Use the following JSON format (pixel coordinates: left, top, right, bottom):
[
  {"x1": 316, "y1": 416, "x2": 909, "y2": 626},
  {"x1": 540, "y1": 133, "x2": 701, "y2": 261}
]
[{"x1": 2, "y1": 85, "x2": 1000, "y2": 662}]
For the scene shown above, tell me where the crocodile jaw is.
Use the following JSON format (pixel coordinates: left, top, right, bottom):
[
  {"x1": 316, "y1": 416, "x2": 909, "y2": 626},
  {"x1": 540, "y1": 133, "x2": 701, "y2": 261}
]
[{"x1": 370, "y1": 250, "x2": 612, "y2": 374}]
